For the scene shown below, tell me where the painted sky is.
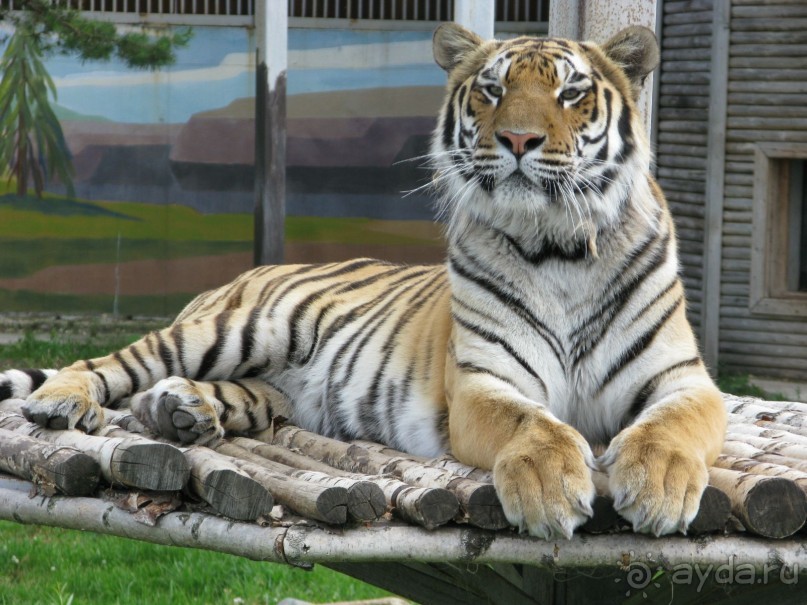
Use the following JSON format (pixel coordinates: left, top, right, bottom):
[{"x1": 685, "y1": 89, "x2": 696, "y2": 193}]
[{"x1": 14, "y1": 26, "x2": 446, "y2": 124}]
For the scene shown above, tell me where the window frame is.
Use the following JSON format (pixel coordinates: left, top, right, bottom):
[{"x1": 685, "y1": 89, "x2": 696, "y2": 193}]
[{"x1": 750, "y1": 142, "x2": 807, "y2": 317}]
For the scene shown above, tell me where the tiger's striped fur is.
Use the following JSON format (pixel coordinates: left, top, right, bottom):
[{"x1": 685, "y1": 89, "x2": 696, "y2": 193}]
[{"x1": 4, "y1": 24, "x2": 726, "y2": 540}]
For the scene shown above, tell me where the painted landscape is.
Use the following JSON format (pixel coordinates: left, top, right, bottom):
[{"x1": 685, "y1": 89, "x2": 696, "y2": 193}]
[{"x1": 0, "y1": 26, "x2": 448, "y2": 316}]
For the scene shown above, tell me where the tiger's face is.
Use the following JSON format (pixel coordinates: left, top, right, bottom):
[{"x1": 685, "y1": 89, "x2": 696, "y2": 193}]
[{"x1": 432, "y1": 25, "x2": 660, "y2": 240}]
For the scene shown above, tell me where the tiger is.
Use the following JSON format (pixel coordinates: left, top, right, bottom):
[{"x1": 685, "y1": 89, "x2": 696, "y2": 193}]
[{"x1": 1, "y1": 23, "x2": 726, "y2": 541}]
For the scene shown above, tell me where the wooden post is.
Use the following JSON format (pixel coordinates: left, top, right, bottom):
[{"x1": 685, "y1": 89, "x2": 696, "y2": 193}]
[
  {"x1": 254, "y1": 0, "x2": 287, "y2": 266},
  {"x1": 701, "y1": 0, "x2": 730, "y2": 372}
]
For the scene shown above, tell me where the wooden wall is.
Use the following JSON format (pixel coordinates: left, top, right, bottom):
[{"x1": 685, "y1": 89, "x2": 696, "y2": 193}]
[
  {"x1": 657, "y1": 0, "x2": 807, "y2": 381},
  {"x1": 717, "y1": 0, "x2": 807, "y2": 379},
  {"x1": 655, "y1": 0, "x2": 715, "y2": 335}
]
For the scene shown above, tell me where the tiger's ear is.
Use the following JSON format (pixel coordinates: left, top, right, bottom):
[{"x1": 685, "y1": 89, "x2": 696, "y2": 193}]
[
  {"x1": 433, "y1": 23, "x2": 485, "y2": 72},
  {"x1": 601, "y1": 26, "x2": 660, "y2": 97}
]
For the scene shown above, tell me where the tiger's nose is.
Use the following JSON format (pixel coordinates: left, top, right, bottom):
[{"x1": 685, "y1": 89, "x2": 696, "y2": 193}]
[{"x1": 496, "y1": 130, "x2": 545, "y2": 157}]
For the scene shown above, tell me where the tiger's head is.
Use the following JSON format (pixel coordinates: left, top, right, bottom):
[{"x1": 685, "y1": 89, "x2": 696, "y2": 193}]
[{"x1": 431, "y1": 24, "x2": 660, "y2": 244}]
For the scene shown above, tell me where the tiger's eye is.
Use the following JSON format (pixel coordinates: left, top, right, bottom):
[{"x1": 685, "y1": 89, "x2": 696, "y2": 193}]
[
  {"x1": 486, "y1": 85, "x2": 504, "y2": 98},
  {"x1": 560, "y1": 88, "x2": 582, "y2": 101}
]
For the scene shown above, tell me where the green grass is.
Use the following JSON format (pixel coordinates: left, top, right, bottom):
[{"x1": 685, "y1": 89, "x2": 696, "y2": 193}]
[
  {"x1": 0, "y1": 331, "x2": 394, "y2": 604},
  {"x1": 0, "y1": 521, "x2": 388, "y2": 605},
  {"x1": 716, "y1": 372, "x2": 786, "y2": 400},
  {"x1": 0, "y1": 331, "x2": 140, "y2": 368},
  {"x1": 0, "y1": 289, "x2": 195, "y2": 318}
]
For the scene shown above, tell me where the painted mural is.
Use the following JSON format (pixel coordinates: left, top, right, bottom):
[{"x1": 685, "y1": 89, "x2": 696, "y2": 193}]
[{"x1": 0, "y1": 24, "x2": 447, "y2": 317}]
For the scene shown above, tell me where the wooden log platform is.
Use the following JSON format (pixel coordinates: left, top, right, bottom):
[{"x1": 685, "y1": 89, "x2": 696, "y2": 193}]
[
  {"x1": 2, "y1": 394, "x2": 807, "y2": 537},
  {"x1": 0, "y1": 393, "x2": 806, "y2": 603}
]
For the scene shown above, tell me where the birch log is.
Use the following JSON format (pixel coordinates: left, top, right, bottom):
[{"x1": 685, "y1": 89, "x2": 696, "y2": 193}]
[
  {"x1": 99, "y1": 425, "x2": 273, "y2": 521},
  {"x1": 274, "y1": 427, "x2": 505, "y2": 530},
  {"x1": 721, "y1": 439, "x2": 807, "y2": 473},
  {"x1": 216, "y1": 441, "x2": 384, "y2": 522},
  {"x1": 714, "y1": 454, "x2": 807, "y2": 494},
  {"x1": 3, "y1": 475, "x2": 807, "y2": 570},
  {"x1": 726, "y1": 426, "x2": 807, "y2": 458},
  {"x1": 230, "y1": 436, "x2": 456, "y2": 529},
  {"x1": 0, "y1": 427, "x2": 99, "y2": 495},
  {"x1": 724, "y1": 396, "x2": 807, "y2": 429},
  {"x1": 181, "y1": 446, "x2": 275, "y2": 521},
  {"x1": 707, "y1": 467, "x2": 807, "y2": 538},
  {"x1": 103, "y1": 410, "x2": 377, "y2": 523},
  {"x1": 0, "y1": 412, "x2": 187, "y2": 491},
  {"x1": 212, "y1": 442, "x2": 348, "y2": 524}
]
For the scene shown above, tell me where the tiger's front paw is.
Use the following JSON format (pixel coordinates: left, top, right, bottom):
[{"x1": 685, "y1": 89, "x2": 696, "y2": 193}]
[
  {"x1": 602, "y1": 425, "x2": 707, "y2": 536},
  {"x1": 493, "y1": 424, "x2": 596, "y2": 540},
  {"x1": 22, "y1": 374, "x2": 105, "y2": 432},
  {"x1": 130, "y1": 377, "x2": 224, "y2": 446}
]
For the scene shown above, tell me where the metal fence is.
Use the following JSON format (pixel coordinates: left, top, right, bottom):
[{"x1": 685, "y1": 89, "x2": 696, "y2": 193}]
[{"x1": 0, "y1": 0, "x2": 548, "y2": 29}]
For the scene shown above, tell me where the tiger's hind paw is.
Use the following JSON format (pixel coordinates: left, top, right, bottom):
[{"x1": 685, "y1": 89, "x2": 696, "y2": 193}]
[{"x1": 130, "y1": 377, "x2": 224, "y2": 446}]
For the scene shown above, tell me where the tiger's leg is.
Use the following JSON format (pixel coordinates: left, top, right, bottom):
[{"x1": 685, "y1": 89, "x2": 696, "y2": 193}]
[
  {"x1": 129, "y1": 376, "x2": 290, "y2": 445},
  {"x1": 447, "y1": 370, "x2": 596, "y2": 540},
  {"x1": 21, "y1": 313, "x2": 261, "y2": 432},
  {"x1": 601, "y1": 373, "x2": 726, "y2": 536}
]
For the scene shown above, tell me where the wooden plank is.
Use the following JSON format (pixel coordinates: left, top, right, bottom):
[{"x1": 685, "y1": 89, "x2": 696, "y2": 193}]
[
  {"x1": 661, "y1": 84, "x2": 713, "y2": 95},
  {"x1": 659, "y1": 94, "x2": 710, "y2": 107},
  {"x1": 657, "y1": 108, "x2": 709, "y2": 121},
  {"x1": 730, "y1": 68, "x2": 807, "y2": 81},
  {"x1": 664, "y1": 10, "x2": 715, "y2": 25},
  {"x1": 660, "y1": 59, "x2": 712, "y2": 72},
  {"x1": 660, "y1": 71, "x2": 711, "y2": 84},
  {"x1": 731, "y1": 31, "x2": 807, "y2": 44},
  {"x1": 658, "y1": 143, "x2": 710, "y2": 157},
  {"x1": 718, "y1": 353, "x2": 807, "y2": 372},
  {"x1": 730, "y1": 43, "x2": 807, "y2": 57},
  {"x1": 732, "y1": 5, "x2": 807, "y2": 18},
  {"x1": 327, "y1": 562, "x2": 503, "y2": 605},
  {"x1": 727, "y1": 130, "x2": 807, "y2": 143},
  {"x1": 663, "y1": 22, "x2": 715, "y2": 36},
  {"x1": 730, "y1": 17, "x2": 807, "y2": 31},
  {"x1": 728, "y1": 117, "x2": 807, "y2": 130},
  {"x1": 721, "y1": 316, "x2": 807, "y2": 335},
  {"x1": 662, "y1": 36, "x2": 712, "y2": 49},
  {"x1": 658, "y1": 167, "x2": 707, "y2": 180},
  {"x1": 657, "y1": 119, "x2": 709, "y2": 133},
  {"x1": 724, "y1": 172, "x2": 753, "y2": 186},
  {"x1": 657, "y1": 155, "x2": 707, "y2": 169},
  {"x1": 428, "y1": 562, "x2": 539, "y2": 605},
  {"x1": 723, "y1": 198, "x2": 752, "y2": 212},
  {"x1": 730, "y1": 56, "x2": 807, "y2": 69},
  {"x1": 732, "y1": 0, "x2": 807, "y2": 4},
  {"x1": 664, "y1": 0, "x2": 715, "y2": 15},
  {"x1": 728, "y1": 104, "x2": 807, "y2": 117},
  {"x1": 728, "y1": 80, "x2": 807, "y2": 93},
  {"x1": 721, "y1": 329, "x2": 807, "y2": 347},
  {"x1": 657, "y1": 177, "x2": 706, "y2": 193},
  {"x1": 658, "y1": 131, "x2": 709, "y2": 144},
  {"x1": 662, "y1": 47, "x2": 716, "y2": 61},
  {"x1": 727, "y1": 91, "x2": 807, "y2": 105}
]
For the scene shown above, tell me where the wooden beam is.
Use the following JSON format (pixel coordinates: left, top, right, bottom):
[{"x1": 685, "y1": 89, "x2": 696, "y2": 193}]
[{"x1": 701, "y1": 0, "x2": 730, "y2": 373}]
